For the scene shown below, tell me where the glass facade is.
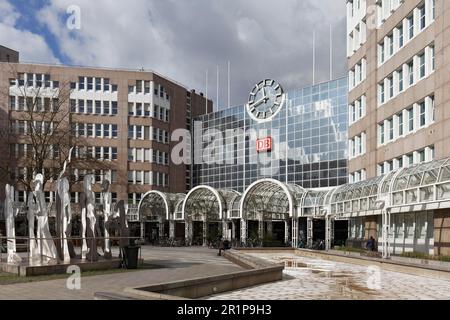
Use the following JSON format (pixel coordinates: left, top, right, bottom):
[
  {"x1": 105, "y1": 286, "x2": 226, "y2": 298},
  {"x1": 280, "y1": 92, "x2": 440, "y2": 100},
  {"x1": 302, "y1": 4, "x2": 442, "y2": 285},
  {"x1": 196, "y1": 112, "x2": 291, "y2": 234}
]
[{"x1": 193, "y1": 77, "x2": 348, "y2": 192}]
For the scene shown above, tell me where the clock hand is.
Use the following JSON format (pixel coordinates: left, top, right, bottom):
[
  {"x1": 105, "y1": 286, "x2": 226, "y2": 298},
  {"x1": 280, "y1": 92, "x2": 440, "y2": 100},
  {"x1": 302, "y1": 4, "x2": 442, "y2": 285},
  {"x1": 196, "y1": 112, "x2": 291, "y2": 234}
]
[
  {"x1": 262, "y1": 86, "x2": 267, "y2": 100},
  {"x1": 249, "y1": 96, "x2": 266, "y2": 109}
]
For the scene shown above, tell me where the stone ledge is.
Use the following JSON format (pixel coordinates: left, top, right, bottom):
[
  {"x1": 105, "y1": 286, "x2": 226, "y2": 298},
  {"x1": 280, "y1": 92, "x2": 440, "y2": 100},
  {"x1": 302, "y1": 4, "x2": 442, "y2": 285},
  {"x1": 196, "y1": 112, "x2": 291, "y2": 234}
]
[{"x1": 95, "y1": 250, "x2": 284, "y2": 300}]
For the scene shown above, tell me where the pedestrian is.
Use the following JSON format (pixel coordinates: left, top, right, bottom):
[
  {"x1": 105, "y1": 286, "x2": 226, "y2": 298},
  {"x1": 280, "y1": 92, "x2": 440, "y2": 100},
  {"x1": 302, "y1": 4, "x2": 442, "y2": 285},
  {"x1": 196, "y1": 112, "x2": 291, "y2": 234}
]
[
  {"x1": 366, "y1": 236, "x2": 375, "y2": 251},
  {"x1": 218, "y1": 238, "x2": 224, "y2": 256}
]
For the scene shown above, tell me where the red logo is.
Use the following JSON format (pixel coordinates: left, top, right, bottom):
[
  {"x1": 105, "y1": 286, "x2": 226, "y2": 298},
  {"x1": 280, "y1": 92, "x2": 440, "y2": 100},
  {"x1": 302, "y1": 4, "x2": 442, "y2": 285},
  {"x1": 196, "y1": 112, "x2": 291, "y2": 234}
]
[{"x1": 256, "y1": 137, "x2": 273, "y2": 153}]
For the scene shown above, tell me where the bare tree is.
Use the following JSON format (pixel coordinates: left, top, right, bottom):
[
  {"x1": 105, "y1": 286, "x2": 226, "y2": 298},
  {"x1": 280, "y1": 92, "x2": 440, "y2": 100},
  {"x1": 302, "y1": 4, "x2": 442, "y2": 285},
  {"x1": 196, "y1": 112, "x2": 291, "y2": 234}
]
[{"x1": 0, "y1": 64, "x2": 113, "y2": 194}]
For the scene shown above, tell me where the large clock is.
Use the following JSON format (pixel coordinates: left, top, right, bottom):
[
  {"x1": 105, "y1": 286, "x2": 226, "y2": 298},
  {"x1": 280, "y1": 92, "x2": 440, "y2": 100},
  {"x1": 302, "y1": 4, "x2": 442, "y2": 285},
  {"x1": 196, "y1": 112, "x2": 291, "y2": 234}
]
[{"x1": 246, "y1": 79, "x2": 285, "y2": 123}]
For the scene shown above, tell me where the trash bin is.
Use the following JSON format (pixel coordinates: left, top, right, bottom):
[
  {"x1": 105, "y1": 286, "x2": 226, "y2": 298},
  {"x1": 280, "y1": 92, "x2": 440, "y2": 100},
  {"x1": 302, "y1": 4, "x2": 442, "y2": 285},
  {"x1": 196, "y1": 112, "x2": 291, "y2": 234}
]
[{"x1": 122, "y1": 246, "x2": 141, "y2": 269}]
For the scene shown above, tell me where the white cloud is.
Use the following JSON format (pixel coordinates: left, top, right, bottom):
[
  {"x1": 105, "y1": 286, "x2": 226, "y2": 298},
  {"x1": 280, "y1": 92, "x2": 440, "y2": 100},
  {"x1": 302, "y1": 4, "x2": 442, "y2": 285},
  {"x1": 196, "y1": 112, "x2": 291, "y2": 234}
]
[
  {"x1": 0, "y1": 1, "x2": 59, "y2": 64},
  {"x1": 34, "y1": 0, "x2": 346, "y2": 106}
]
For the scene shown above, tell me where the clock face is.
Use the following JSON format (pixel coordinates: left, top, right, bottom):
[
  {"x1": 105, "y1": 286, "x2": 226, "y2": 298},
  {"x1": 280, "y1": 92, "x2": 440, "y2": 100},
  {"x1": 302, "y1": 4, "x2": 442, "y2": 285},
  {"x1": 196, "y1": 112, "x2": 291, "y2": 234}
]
[{"x1": 246, "y1": 79, "x2": 285, "y2": 123}]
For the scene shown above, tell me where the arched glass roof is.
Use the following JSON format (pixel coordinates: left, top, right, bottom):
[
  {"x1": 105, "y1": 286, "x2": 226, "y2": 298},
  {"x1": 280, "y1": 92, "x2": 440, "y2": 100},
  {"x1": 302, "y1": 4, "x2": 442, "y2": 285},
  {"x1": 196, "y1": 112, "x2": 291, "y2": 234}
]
[
  {"x1": 390, "y1": 158, "x2": 450, "y2": 209},
  {"x1": 240, "y1": 179, "x2": 306, "y2": 220},
  {"x1": 182, "y1": 186, "x2": 238, "y2": 221},
  {"x1": 330, "y1": 175, "x2": 385, "y2": 217},
  {"x1": 138, "y1": 191, "x2": 185, "y2": 221},
  {"x1": 228, "y1": 194, "x2": 242, "y2": 219},
  {"x1": 135, "y1": 157, "x2": 450, "y2": 222},
  {"x1": 301, "y1": 189, "x2": 333, "y2": 217}
]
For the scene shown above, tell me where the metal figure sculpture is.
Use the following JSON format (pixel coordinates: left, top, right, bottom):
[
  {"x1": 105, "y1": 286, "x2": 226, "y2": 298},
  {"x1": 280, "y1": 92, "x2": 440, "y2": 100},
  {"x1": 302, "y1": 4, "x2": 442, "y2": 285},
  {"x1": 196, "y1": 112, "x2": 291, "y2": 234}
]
[
  {"x1": 101, "y1": 179, "x2": 113, "y2": 259},
  {"x1": 80, "y1": 174, "x2": 98, "y2": 261},
  {"x1": 5, "y1": 184, "x2": 21, "y2": 264},
  {"x1": 33, "y1": 174, "x2": 58, "y2": 262}
]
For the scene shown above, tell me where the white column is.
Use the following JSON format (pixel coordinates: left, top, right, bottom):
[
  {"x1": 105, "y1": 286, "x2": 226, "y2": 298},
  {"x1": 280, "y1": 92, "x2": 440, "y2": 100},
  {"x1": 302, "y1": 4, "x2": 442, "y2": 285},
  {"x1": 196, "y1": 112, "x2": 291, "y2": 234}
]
[
  {"x1": 222, "y1": 221, "x2": 228, "y2": 240},
  {"x1": 258, "y1": 220, "x2": 264, "y2": 241},
  {"x1": 169, "y1": 221, "x2": 175, "y2": 239},
  {"x1": 292, "y1": 218, "x2": 298, "y2": 248},
  {"x1": 231, "y1": 220, "x2": 236, "y2": 241},
  {"x1": 307, "y1": 217, "x2": 313, "y2": 248},
  {"x1": 240, "y1": 218, "x2": 247, "y2": 245},
  {"x1": 203, "y1": 221, "x2": 208, "y2": 247},
  {"x1": 285, "y1": 220, "x2": 290, "y2": 245}
]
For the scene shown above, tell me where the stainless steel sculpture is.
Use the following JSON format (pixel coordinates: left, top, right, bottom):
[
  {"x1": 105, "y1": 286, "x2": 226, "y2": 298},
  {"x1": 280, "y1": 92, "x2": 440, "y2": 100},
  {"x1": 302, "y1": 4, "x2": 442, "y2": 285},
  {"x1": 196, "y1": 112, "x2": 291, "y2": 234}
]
[
  {"x1": 57, "y1": 177, "x2": 71, "y2": 263},
  {"x1": 56, "y1": 147, "x2": 73, "y2": 263},
  {"x1": 101, "y1": 179, "x2": 113, "y2": 259},
  {"x1": 5, "y1": 184, "x2": 21, "y2": 264},
  {"x1": 27, "y1": 191, "x2": 38, "y2": 263},
  {"x1": 33, "y1": 174, "x2": 57, "y2": 262},
  {"x1": 81, "y1": 174, "x2": 98, "y2": 261}
]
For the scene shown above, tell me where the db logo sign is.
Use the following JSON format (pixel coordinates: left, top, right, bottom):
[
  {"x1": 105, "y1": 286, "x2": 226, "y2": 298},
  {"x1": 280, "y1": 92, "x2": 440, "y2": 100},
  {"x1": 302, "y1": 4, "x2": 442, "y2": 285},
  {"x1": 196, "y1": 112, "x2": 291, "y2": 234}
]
[{"x1": 257, "y1": 137, "x2": 273, "y2": 153}]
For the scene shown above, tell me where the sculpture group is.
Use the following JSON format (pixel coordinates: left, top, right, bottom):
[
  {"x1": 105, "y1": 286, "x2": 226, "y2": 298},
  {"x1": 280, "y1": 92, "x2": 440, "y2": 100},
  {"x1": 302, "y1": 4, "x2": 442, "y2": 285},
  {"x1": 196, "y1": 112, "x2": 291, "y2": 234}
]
[{"x1": 3, "y1": 155, "x2": 129, "y2": 265}]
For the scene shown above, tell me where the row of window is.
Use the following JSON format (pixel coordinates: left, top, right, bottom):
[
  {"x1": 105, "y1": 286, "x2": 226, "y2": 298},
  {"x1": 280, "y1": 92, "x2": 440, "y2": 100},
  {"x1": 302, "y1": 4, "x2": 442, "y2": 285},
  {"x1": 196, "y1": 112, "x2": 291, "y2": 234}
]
[
  {"x1": 377, "y1": 146, "x2": 435, "y2": 175},
  {"x1": 70, "y1": 99, "x2": 118, "y2": 116},
  {"x1": 128, "y1": 102, "x2": 170, "y2": 122},
  {"x1": 128, "y1": 81, "x2": 170, "y2": 101},
  {"x1": 379, "y1": 0, "x2": 435, "y2": 65},
  {"x1": 73, "y1": 123, "x2": 118, "y2": 139},
  {"x1": 349, "y1": 58, "x2": 366, "y2": 90},
  {"x1": 72, "y1": 169, "x2": 118, "y2": 184},
  {"x1": 347, "y1": 0, "x2": 367, "y2": 56},
  {"x1": 128, "y1": 148, "x2": 169, "y2": 165},
  {"x1": 127, "y1": 171, "x2": 169, "y2": 187},
  {"x1": 128, "y1": 125, "x2": 169, "y2": 144},
  {"x1": 378, "y1": 96, "x2": 434, "y2": 146},
  {"x1": 349, "y1": 95, "x2": 366, "y2": 124},
  {"x1": 10, "y1": 120, "x2": 54, "y2": 135},
  {"x1": 377, "y1": 0, "x2": 404, "y2": 27},
  {"x1": 10, "y1": 144, "x2": 59, "y2": 160},
  {"x1": 71, "y1": 146, "x2": 118, "y2": 161},
  {"x1": 349, "y1": 169, "x2": 367, "y2": 184},
  {"x1": 10, "y1": 73, "x2": 59, "y2": 89},
  {"x1": 379, "y1": 45, "x2": 435, "y2": 105},
  {"x1": 72, "y1": 77, "x2": 118, "y2": 92},
  {"x1": 349, "y1": 132, "x2": 367, "y2": 159},
  {"x1": 10, "y1": 96, "x2": 59, "y2": 112}
]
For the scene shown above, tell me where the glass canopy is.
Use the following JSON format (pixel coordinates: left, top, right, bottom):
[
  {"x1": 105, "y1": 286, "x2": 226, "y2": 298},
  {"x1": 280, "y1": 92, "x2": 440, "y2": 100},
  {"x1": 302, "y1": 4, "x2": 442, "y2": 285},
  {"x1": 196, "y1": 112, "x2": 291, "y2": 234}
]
[
  {"x1": 138, "y1": 191, "x2": 185, "y2": 221},
  {"x1": 182, "y1": 186, "x2": 239, "y2": 221},
  {"x1": 136, "y1": 157, "x2": 450, "y2": 222},
  {"x1": 240, "y1": 179, "x2": 306, "y2": 221}
]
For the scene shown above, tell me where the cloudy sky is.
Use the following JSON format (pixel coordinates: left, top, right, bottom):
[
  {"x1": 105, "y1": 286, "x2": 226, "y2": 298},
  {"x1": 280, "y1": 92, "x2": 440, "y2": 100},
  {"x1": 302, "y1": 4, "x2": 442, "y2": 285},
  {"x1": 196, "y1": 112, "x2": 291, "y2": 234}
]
[{"x1": 0, "y1": 0, "x2": 347, "y2": 108}]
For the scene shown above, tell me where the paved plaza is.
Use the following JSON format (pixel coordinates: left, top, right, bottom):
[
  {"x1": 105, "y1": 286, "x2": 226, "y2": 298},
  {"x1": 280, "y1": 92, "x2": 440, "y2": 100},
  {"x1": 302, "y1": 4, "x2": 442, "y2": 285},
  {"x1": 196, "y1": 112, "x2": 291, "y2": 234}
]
[
  {"x1": 2, "y1": 247, "x2": 450, "y2": 300},
  {"x1": 0, "y1": 247, "x2": 241, "y2": 300},
  {"x1": 207, "y1": 252, "x2": 450, "y2": 300}
]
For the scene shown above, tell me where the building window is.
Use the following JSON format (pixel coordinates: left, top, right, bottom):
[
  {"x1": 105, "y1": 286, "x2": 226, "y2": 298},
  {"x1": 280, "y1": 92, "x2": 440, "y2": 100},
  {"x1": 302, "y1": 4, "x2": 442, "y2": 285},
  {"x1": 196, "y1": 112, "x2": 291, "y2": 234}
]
[
  {"x1": 389, "y1": 77, "x2": 394, "y2": 98},
  {"x1": 419, "y1": 53, "x2": 426, "y2": 78},
  {"x1": 419, "y1": 102, "x2": 426, "y2": 127},
  {"x1": 388, "y1": 119, "x2": 394, "y2": 141},
  {"x1": 388, "y1": 34, "x2": 394, "y2": 56},
  {"x1": 104, "y1": 78, "x2": 110, "y2": 91},
  {"x1": 95, "y1": 78, "x2": 102, "y2": 91},
  {"x1": 398, "y1": 25, "x2": 404, "y2": 48},
  {"x1": 408, "y1": 107, "x2": 414, "y2": 132},
  {"x1": 408, "y1": 62, "x2": 414, "y2": 85},
  {"x1": 419, "y1": 5, "x2": 426, "y2": 30},
  {"x1": 398, "y1": 113, "x2": 404, "y2": 136},
  {"x1": 379, "y1": 83, "x2": 385, "y2": 104},
  {"x1": 112, "y1": 102, "x2": 118, "y2": 115},
  {"x1": 79, "y1": 77, "x2": 85, "y2": 90},
  {"x1": 380, "y1": 123, "x2": 385, "y2": 144},
  {"x1": 408, "y1": 15, "x2": 414, "y2": 39},
  {"x1": 87, "y1": 77, "x2": 93, "y2": 91},
  {"x1": 431, "y1": 46, "x2": 435, "y2": 71}
]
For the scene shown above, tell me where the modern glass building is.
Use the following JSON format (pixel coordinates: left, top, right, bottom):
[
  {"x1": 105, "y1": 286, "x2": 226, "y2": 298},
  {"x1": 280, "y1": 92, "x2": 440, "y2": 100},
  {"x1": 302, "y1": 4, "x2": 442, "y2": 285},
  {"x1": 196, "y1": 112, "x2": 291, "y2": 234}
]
[{"x1": 192, "y1": 77, "x2": 349, "y2": 193}]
